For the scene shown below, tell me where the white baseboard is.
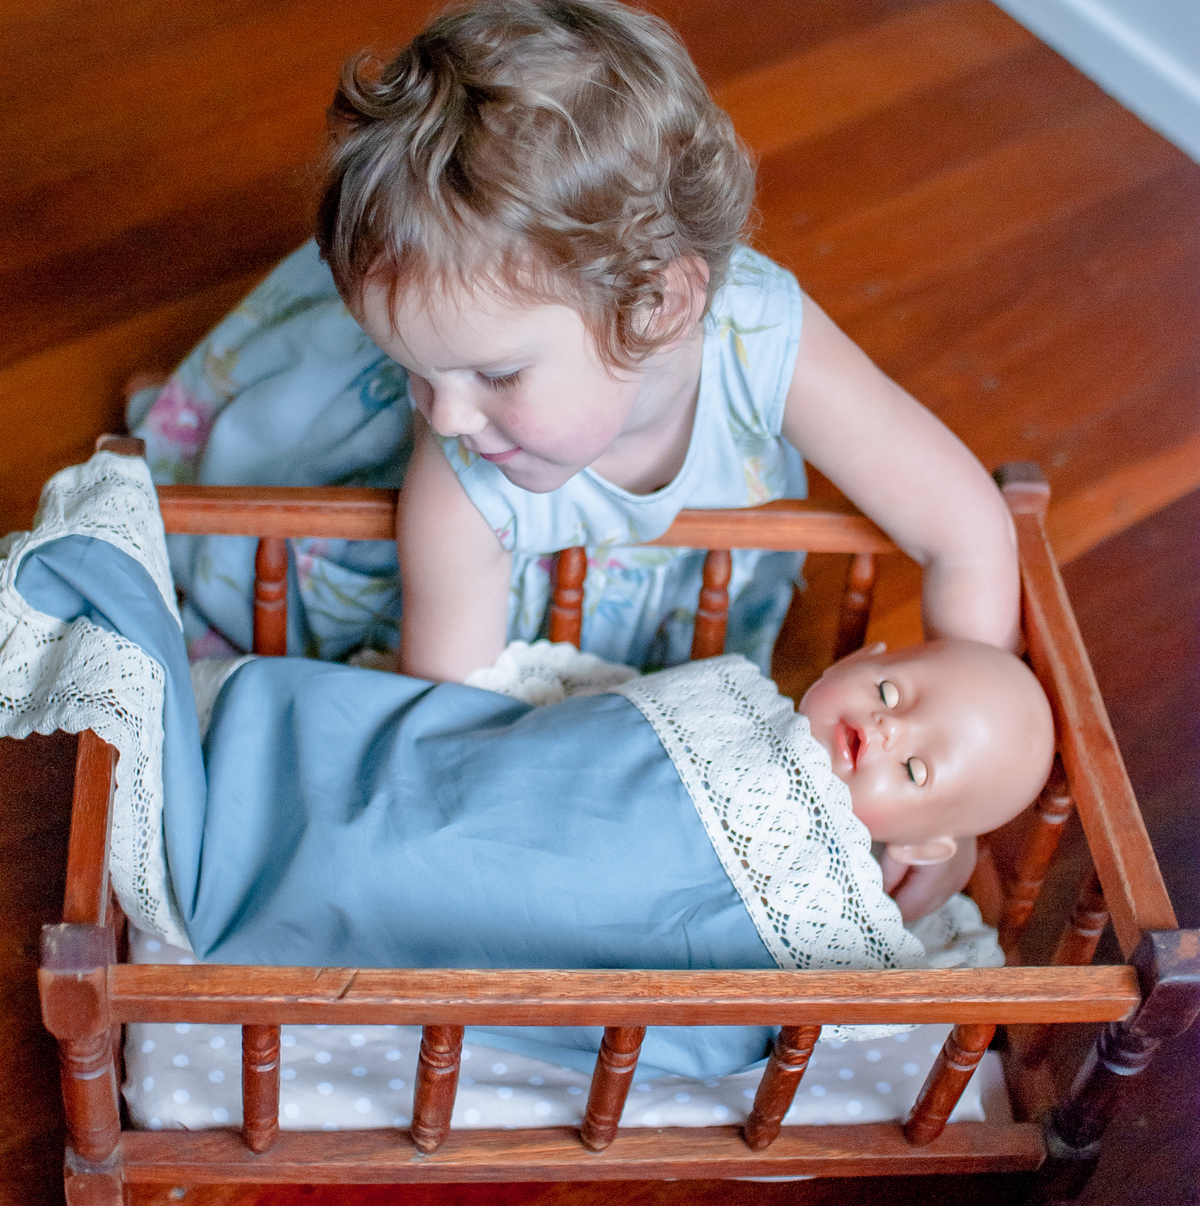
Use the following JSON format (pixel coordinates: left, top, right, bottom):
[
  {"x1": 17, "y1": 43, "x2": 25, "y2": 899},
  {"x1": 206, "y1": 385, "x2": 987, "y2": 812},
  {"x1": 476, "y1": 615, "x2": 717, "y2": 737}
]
[{"x1": 991, "y1": 0, "x2": 1200, "y2": 163}]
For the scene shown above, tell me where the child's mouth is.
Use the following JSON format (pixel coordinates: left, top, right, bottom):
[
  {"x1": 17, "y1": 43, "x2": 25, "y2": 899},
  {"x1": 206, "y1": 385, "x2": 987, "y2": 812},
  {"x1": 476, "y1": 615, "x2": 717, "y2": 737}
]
[
  {"x1": 837, "y1": 721, "x2": 862, "y2": 769},
  {"x1": 480, "y1": 448, "x2": 520, "y2": 464}
]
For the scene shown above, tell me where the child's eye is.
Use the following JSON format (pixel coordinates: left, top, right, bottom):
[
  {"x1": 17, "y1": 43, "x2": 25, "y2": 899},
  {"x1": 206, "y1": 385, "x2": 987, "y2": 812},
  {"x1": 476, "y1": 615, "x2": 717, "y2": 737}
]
[
  {"x1": 878, "y1": 680, "x2": 900, "y2": 708},
  {"x1": 479, "y1": 371, "x2": 521, "y2": 390},
  {"x1": 905, "y1": 757, "x2": 928, "y2": 786}
]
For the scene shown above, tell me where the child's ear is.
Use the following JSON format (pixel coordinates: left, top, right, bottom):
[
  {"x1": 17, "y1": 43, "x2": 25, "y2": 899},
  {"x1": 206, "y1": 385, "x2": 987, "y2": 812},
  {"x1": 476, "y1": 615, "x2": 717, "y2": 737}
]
[
  {"x1": 884, "y1": 836, "x2": 958, "y2": 866},
  {"x1": 651, "y1": 258, "x2": 710, "y2": 342}
]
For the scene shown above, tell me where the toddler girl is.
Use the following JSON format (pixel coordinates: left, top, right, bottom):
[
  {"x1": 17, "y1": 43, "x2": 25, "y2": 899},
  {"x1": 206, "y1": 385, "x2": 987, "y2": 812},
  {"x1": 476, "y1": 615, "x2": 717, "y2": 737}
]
[{"x1": 131, "y1": 0, "x2": 1020, "y2": 911}]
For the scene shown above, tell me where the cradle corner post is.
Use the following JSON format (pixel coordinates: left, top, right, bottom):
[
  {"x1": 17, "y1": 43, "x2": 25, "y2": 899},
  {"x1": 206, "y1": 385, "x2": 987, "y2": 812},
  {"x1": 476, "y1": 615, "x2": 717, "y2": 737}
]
[
  {"x1": 1027, "y1": 929, "x2": 1200, "y2": 1204},
  {"x1": 63, "y1": 1145, "x2": 123, "y2": 1206},
  {"x1": 39, "y1": 923, "x2": 122, "y2": 1172}
]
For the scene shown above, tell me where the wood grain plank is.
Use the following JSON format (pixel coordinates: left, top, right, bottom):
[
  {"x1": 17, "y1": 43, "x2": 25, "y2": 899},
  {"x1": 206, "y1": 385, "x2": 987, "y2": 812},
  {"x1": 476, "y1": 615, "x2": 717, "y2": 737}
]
[
  {"x1": 118, "y1": 1122, "x2": 1046, "y2": 1183},
  {"x1": 714, "y1": 0, "x2": 1033, "y2": 157},
  {"x1": 107, "y1": 964, "x2": 1139, "y2": 1027}
]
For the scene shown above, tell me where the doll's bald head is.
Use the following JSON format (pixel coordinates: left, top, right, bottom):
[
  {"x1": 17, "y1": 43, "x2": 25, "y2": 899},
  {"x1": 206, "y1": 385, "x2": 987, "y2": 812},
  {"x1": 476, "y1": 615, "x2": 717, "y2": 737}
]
[{"x1": 799, "y1": 639, "x2": 1055, "y2": 868}]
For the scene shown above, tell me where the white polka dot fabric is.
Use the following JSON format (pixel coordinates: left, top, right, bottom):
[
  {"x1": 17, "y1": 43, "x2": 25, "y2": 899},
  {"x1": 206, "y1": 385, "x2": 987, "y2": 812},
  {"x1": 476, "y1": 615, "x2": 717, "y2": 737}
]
[{"x1": 122, "y1": 928, "x2": 1009, "y2": 1132}]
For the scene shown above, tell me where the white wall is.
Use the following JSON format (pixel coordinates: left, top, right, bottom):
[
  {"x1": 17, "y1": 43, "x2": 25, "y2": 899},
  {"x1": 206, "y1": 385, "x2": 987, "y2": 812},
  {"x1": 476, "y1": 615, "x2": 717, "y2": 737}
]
[{"x1": 991, "y1": 0, "x2": 1200, "y2": 163}]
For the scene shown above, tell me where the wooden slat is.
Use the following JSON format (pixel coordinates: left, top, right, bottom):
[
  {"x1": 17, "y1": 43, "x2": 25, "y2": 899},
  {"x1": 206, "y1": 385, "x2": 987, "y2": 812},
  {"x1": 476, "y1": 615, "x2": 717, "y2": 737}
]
[
  {"x1": 1009, "y1": 504, "x2": 1177, "y2": 954},
  {"x1": 903, "y1": 1023, "x2": 995, "y2": 1146},
  {"x1": 107, "y1": 964, "x2": 1139, "y2": 1027},
  {"x1": 998, "y1": 758, "x2": 1074, "y2": 956},
  {"x1": 580, "y1": 1026, "x2": 646, "y2": 1152},
  {"x1": 690, "y1": 549, "x2": 731, "y2": 660},
  {"x1": 649, "y1": 500, "x2": 898, "y2": 552},
  {"x1": 118, "y1": 1121, "x2": 1046, "y2": 1183},
  {"x1": 411, "y1": 1024, "x2": 464, "y2": 1154},
  {"x1": 744, "y1": 1024, "x2": 822, "y2": 1150},
  {"x1": 240, "y1": 1024, "x2": 280, "y2": 1154},
  {"x1": 61, "y1": 731, "x2": 117, "y2": 927},
  {"x1": 252, "y1": 535, "x2": 289, "y2": 656},
  {"x1": 548, "y1": 547, "x2": 586, "y2": 647}
]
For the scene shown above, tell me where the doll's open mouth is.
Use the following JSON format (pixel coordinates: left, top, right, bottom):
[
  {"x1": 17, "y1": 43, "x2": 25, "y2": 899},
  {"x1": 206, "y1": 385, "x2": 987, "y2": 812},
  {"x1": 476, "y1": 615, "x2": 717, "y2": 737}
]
[
  {"x1": 837, "y1": 721, "x2": 862, "y2": 768},
  {"x1": 480, "y1": 448, "x2": 520, "y2": 463}
]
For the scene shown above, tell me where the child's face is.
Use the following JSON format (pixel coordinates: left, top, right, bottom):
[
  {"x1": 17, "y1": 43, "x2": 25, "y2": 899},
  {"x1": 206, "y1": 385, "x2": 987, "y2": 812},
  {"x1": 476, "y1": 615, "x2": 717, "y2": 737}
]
[
  {"x1": 358, "y1": 279, "x2": 644, "y2": 494},
  {"x1": 799, "y1": 640, "x2": 1053, "y2": 852}
]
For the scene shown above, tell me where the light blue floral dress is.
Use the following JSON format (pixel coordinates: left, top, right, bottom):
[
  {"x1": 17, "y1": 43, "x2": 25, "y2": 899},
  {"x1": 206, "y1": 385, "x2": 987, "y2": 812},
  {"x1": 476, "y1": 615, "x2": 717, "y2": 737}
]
[{"x1": 131, "y1": 243, "x2": 806, "y2": 670}]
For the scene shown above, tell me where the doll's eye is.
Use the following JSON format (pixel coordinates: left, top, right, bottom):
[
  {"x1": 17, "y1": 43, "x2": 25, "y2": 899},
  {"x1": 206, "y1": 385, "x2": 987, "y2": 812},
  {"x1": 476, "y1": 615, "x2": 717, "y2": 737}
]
[
  {"x1": 878, "y1": 680, "x2": 900, "y2": 708},
  {"x1": 905, "y1": 757, "x2": 929, "y2": 787}
]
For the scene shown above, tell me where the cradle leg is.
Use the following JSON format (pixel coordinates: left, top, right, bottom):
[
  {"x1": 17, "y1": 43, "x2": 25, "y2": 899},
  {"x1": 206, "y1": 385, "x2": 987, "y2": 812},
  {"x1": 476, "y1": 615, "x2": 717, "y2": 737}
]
[
  {"x1": 64, "y1": 1146, "x2": 123, "y2": 1206},
  {"x1": 1027, "y1": 930, "x2": 1200, "y2": 1204},
  {"x1": 549, "y1": 547, "x2": 587, "y2": 647},
  {"x1": 691, "y1": 549, "x2": 731, "y2": 660},
  {"x1": 743, "y1": 1024, "x2": 821, "y2": 1150},
  {"x1": 40, "y1": 924, "x2": 121, "y2": 1178},
  {"x1": 903, "y1": 1023, "x2": 995, "y2": 1145},
  {"x1": 831, "y1": 552, "x2": 875, "y2": 663},
  {"x1": 999, "y1": 760, "x2": 1073, "y2": 956},
  {"x1": 411, "y1": 1024, "x2": 464, "y2": 1153},
  {"x1": 253, "y1": 536, "x2": 289, "y2": 656},
  {"x1": 241, "y1": 1024, "x2": 281, "y2": 1153},
  {"x1": 580, "y1": 1026, "x2": 645, "y2": 1152}
]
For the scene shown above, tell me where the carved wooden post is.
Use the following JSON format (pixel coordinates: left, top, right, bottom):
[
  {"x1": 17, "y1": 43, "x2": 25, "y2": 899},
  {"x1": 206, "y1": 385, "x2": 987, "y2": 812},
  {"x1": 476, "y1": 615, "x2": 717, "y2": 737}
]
[
  {"x1": 1029, "y1": 930, "x2": 1200, "y2": 1203},
  {"x1": 831, "y1": 552, "x2": 876, "y2": 663},
  {"x1": 549, "y1": 547, "x2": 587, "y2": 648},
  {"x1": 903, "y1": 1023, "x2": 996, "y2": 1146},
  {"x1": 580, "y1": 1025, "x2": 646, "y2": 1152},
  {"x1": 242, "y1": 1024, "x2": 281, "y2": 1152},
  {"x1": 39, "y1": 923, "x2": 122, "y2": 1203},
  {"x1": 691, "y1": 549, "x2": 731, "y2": 660},
  {"x1": 999, "y1": 759, "x2": 1073, "y2": 955},
  {"x1": 253, "y1": 535, "x2": 289, "y2": 656},
  {"x1": 743, "y1": 1024, "x2": 821, "y2": 1150},
  {"x1": 411, "y1": 1024, "x2": 464, "y2": 1153}
]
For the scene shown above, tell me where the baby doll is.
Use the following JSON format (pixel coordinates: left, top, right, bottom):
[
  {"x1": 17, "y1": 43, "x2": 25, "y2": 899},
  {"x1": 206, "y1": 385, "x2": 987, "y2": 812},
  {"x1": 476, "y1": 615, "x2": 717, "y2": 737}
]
[{"x1": 796, "y1": 639, "x2": 1055, "y2": 917}]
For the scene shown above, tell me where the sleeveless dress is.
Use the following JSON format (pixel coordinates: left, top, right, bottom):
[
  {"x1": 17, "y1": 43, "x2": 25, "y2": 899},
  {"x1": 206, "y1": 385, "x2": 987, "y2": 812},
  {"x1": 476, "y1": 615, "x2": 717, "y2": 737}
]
[{"x1": 130, "y1": 243, "x2": 807, "y2": 670}]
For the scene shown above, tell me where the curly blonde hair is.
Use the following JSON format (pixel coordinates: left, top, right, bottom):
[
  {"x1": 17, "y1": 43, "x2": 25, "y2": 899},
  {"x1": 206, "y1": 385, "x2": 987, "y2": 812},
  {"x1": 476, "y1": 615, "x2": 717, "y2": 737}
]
[{"x1": 316, "y1": 0, "x2": 755, "y2": 367}]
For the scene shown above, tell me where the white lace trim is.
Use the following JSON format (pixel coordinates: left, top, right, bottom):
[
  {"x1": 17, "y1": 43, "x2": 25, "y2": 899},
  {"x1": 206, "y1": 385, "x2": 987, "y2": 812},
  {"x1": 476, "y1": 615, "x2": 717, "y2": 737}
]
[
  {"x1": 0, "y1": 453, "x2": 190, "y2": 948},
  {"x1": 465, "y1": 639, "x2": 638, "y2": 704}
]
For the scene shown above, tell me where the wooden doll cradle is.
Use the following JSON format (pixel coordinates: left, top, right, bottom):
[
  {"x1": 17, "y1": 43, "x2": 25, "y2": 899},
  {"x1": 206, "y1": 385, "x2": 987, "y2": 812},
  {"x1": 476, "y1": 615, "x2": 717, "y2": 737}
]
[{"x1": 33, "y1": 452, "x2": 1200, "y2": 1205}]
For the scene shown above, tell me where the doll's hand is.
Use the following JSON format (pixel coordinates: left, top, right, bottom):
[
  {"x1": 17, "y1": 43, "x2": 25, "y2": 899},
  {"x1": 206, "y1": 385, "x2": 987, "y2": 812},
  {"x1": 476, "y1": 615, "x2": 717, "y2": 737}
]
[{"x1": 882, "y1": 836, "x2": 977, "y2": 924}]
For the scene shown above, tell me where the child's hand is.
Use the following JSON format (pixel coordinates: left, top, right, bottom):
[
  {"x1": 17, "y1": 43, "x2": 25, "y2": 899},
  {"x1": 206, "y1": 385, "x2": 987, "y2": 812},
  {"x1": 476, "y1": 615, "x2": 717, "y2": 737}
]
[{"x1": 881, "y1": 836, "x2": 977, "y2": 924}]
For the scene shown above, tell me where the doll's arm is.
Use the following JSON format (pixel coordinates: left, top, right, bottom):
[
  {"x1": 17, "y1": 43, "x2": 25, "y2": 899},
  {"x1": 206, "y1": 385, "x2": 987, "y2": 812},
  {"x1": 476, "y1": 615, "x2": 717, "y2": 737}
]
[
  {"x1": 881, "y1": 837, "x2": 978, "y2": 924},
  {"x1": 397, "y1": 417, "x2": 512, "y2": 682},
  {"x1": 781, "y1": 295, "x2": 1020, "y2": 651}
]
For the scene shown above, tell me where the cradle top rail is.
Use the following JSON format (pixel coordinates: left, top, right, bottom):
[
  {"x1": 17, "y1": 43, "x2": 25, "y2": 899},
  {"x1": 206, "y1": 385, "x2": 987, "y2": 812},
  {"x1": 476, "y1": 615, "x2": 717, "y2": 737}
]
[
  {"x1": 155, "y1": 486, "x2": 898, "y2": 553},
  {"x1": 98, "y1": 962, "x2": 1139, "y2": 1027}
]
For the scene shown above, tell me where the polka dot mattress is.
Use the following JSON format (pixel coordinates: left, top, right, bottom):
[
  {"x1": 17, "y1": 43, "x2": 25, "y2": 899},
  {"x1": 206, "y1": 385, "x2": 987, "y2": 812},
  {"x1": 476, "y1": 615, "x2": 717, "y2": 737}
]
[{"x1": 122, "y1": 927, "x2": 1010, "y2": 1133}]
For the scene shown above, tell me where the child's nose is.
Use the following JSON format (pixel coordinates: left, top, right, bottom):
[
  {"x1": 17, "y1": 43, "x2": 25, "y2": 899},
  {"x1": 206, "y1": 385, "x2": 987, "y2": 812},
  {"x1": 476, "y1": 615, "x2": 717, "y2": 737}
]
[{"x1": 426, "y1": 385, "x2": 487, "y2": 439}]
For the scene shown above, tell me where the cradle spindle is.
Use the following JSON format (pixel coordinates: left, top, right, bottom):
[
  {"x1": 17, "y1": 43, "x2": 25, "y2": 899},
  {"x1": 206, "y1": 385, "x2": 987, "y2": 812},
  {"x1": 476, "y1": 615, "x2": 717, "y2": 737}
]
[
  {"x1": 549, "y1": 546, "x2": 587, "y2": 647},
  {"x1": 903, "y1": 1023, "x2": 996, "y2": 1146},
  {"x1": 999, "y1": 759, "x2": 1074, "y2": 955},
  {"x1": 691, "y1": 549, "x2": 732, "y2": 660},
  {"x1": 253, "y1": 536, "x2": 289, "y2": 656},
  {"x1": 831, "y1": 552, "x2": 876, "y2": 664},
  {"x1": 743, "y1": 1024, "x2": 822, "y2": 1150},
  {"x1": 411, "y1": 1024, "x2": 464, "y2": 1153},
  {"x1": 579, "y1": 1025, "x2": 646, "y2": 1151},
  {"x1": 1021, "y1": 868, "x2": 1110, "y2": 1069},
  {"x1": 242, "y1": 1024, "x2": 281, "y2": 1153}
]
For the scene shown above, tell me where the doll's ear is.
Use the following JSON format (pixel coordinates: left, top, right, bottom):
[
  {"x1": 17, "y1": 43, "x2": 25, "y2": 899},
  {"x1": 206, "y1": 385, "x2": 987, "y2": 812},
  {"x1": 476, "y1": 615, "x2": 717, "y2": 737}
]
[{"x1": 885, "y1": 836, "x2": 958, "y2": 866}]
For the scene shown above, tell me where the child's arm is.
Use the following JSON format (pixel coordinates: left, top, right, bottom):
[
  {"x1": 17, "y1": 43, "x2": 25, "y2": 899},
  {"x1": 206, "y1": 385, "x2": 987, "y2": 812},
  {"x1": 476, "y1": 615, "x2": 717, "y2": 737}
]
[
  {"x1": 397, "y1": 418, "x2": 512, "y2": 682},
  {"x1": 782, "y1": 295, "x2": 1020, "y2": 651}
]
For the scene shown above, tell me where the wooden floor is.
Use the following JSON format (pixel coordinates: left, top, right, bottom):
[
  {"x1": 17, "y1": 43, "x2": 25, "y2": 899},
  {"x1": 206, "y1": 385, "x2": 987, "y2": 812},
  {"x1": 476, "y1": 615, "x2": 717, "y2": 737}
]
[{"x1": 1, "y1": 0, "x2": 1198, "y2": 1202}]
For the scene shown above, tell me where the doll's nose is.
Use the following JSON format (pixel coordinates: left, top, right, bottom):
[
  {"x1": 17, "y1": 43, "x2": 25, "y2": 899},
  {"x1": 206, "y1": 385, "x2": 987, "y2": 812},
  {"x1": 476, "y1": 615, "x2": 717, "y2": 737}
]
[{"x1": 873, "y1": 712, "x2": 901, "y2": 750}]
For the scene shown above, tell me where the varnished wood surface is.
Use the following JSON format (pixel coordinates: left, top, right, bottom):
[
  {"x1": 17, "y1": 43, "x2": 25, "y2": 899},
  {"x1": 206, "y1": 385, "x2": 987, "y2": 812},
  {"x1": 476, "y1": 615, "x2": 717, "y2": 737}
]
[
  {"x1": 106, "y1": 963, "x2": 1139, "y2": 1027},
  {"x1": 117, "y1": 1122, "x2": 1046, "y2": 1183}
]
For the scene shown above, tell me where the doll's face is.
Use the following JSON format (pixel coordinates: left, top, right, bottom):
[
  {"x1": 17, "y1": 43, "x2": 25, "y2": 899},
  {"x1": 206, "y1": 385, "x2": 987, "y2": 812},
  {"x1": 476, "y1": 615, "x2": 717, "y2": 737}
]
[{"x1": 799, "y1": 640, "x2": 1054, "y2": 863}]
